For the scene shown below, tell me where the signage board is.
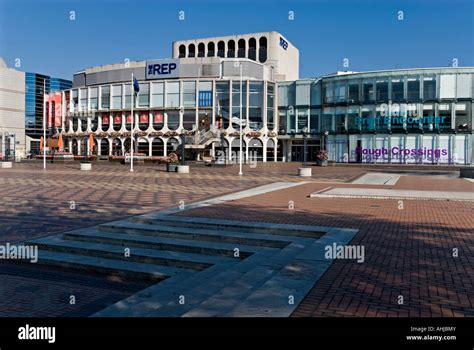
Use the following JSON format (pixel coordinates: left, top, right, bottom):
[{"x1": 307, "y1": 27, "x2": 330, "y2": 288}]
[{"x1": 146, "y1": 59, "x2": 180, "y2": 79}]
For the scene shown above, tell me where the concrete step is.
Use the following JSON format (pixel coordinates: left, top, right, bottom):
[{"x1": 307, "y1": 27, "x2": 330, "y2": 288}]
[
  {"x1": 224, "y1": 270, "x2": 318, "y2": 317},
  {"x1": 63, "y1": 227, "x2": 264, "y2": 258},
  {"x1": 29, "y1": 235, "x2": 226, "y2": 271},
  {"x1": 181, "y1": 265, "x2": 277, "y2": 317},
  {"x1": 132, "y1": 215, "x2": 325, "y2": 239},
  {"x1": 31, "y1": 250, "x2": 183, "y2": 281},
  {"x1": 98, "y1": 220, "x2": 292, "y2": 248}
]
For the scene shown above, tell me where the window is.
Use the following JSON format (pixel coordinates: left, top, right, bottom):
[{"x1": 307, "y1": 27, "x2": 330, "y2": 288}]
[
  {"x1": 153, "y1": 111, "x2": 164, "y2": 129},
  {"x1": 90, "y1": 87, "x2": 98, "y2": 110},
  {"x1": 348, "y1": 82, "x2": 359, "y2": 103},
  {"x1": 217, "y1": 41, "x2": 225, "y2": 58},
  {"x1": 437, "y1": 103, "x2": 452, "y2": 130},
  {"x1": 310, "y1": 108, "x2": 320, "y2": 133},
  {"x1": 111, "y1": 85, "x2": 122, "y2": 109},
  {"x1": 124, "y1": 84, "x2": 132, "y2": 108},
  {"x1": 391, "y1": 78, "x2": 404, "y2": 102},
  {"x1": 455, "y1": 102, "x2": 470, "y2": 131},
  {"x1": 361, "y1": 106, "x2": 375, "y2": 132},
  {"x1": 232, "y1": 81, "x2": 247, "y2": 129},
  {"x1": 297, "y1": 108, "x2": 309, "y2": 133},
  {"x1": 216, "y1": 81, "x2": 230, "y2": 128},
  {"x1": 249, "y1": 82, "x2": 263, "y2": 130},
  {"x1": 323, "y1": 82, "x2": 334, "y2": 103},
  {"x1": 179, "y1": 45, "x2": 186, "y2": 58},
  {"x1": 310, "y1": 83, "x2": 321, "y2": 106},
  {"x1": 183, "y1": 110, "x2": 196, "y2": 130},
  {"x1": 238, "y1": 39, "x2": 246, "y2": 58},
  {"x1": 198, "y1": 81, "x2": 212, "y2": 107},
  {"x1": 227, "y1": 40, "x2": 235, "y2": 58},
  {"x1": 151, "y1": 82, "x2": 164, "y2": 107},
  {"x1": 321, "y1": 107, "x2": 334, "y2": 132},
  {"x1": 183, "y1": 81, "x2": 196, "y2": 107},
  {"x1": 80, "y1": 88, "x2": 88, "y2": 110},
  {"x1": 166, "y1": 82, "x2": 180, "y2": 108},
  {"x1": 248, "y1": 38, "x2": 257, "y2": 60},
  {"x1": 335, "y1": 107, "x2": 346, "y2": 133},
  {"x1": 335, "y1": 82, "x2": 346, "y2": 103},
  {"x1": 363, "y1": 80, "x2": 374, "y2": 103},
  {"x1": 347, "y1": 106, "x2": 360, "y2": 132},
  {"x1": 267, "y1": 83, "x2": 275, "y2": 129},
  {"x1": 167, "y1": 111, "x2": 180, "y2": 130},
  {"x1": 100, "y1": 86, "x2": 110, "y2": 109},
  {"x1": 376, "y1": 79, "x2": 388, "y2": 102},
  {"x1": 198, "y1": 43, "x2": 205, "y2": 57},
  {"x1": 279, "y1": 108, "x2": 288, "y2": 133},
  {"x1": 207, "y1": 42, "x2": 215, "y2": 57},
  {"x1": 188, "y1": 44, "x2": 195, "y2": 58},
  {"x1": 72, "y1": 89, "x2": 78, "y2": 111},
  {"x1": 138, "y1": 83, "x2": 149, "y2": 107},
  {"x1": 407, "y1": 78, "x2": 420, "y2": 101},
  {"x1": 259, "y1": 37, "x2": 267, "y2": 63},
  {"x1": 423, "y1": 77, "x2": 436, "y2": 100}
]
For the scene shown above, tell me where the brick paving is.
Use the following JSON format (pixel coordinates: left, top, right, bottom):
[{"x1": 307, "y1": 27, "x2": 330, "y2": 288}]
[
  {"x1": 1, "y1": 161, "x2": 471, "y2": 317},
  {"x1": 176, "y1": 177, "x2": 474, "y2": 317}
]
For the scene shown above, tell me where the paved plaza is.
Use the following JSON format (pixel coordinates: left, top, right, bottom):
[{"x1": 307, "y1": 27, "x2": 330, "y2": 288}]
[{"x1": 0, "y1": 161, "x2": 472, "y2": 317}]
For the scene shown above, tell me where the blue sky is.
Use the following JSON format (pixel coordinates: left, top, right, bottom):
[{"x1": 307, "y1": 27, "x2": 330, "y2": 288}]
[{"x1": 0, "y1": 0, "x2": 472, "y2": 80}]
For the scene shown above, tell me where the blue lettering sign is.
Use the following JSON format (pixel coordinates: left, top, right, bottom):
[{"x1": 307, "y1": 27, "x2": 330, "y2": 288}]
[
  {"x1": 146, "y1": 59, "x2": 180, "y2": 79},
  {"x1": 279, "y1": 37, "x2": 288, "y2": 50}
]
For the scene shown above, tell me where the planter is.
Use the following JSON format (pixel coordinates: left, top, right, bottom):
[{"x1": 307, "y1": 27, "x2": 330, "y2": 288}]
[
  {"x1": 1, "y1": 161, "x2": 12, "y2": 169},
  {"x1": 80, "y1": 162, "x2": 92, "y2": 171},
  {"x1": 177, "y1": 165, "x2": 190, "y2": 174},
  {"x1": 317, "y1": 160, "x2": 328, "y2": 167},
  {"x1": 167, "y1": 163, "x2": 178, "y2": 172},
  {"x1": 298, "y1": 167, "x2": 312, "y2": 177},
  {"x1": 460, "y1": 166, "x2": 474, "y2": 179}
]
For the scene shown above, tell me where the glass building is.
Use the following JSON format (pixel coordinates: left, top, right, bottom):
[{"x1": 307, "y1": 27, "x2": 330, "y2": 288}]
[
  {"x1": 25, "y1": 73, "x2": 72, "y2": 153},
  {"x1": 278, "y1": 68, "x2": 473, "y2": 165}
]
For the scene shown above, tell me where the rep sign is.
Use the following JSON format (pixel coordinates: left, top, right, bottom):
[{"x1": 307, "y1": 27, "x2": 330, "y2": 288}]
[{"x1": 146, "y1": 59, "x2": 180, "y2": 79}]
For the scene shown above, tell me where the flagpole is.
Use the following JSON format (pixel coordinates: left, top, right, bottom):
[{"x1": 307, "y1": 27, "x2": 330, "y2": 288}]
[
  {"x1": 43, "y1": 80, "x2": 46, "y2": 169},
  {"x1": 130, "y1": 73, "x2": 134, "y2": 172}
]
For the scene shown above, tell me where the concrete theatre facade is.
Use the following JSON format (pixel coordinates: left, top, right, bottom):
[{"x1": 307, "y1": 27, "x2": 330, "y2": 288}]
[{"x1": 53, "y1": 32, "x2": 473, "y2": 165}]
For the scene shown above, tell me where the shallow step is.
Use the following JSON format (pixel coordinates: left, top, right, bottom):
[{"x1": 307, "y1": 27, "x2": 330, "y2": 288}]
[
  {"x1": 63, "y1": 227, "x2": 264, "y2": 259},
  {"x1": 32, "y1": 250, "x2": 184, "y2": 281},
  {"x1": 98, "y1": 220, "x2": 291, "y2": 249},
  {"x1": 29, "y1": 236, "x2": 224, "y2": 271},
  {"x1": 132, "y1": 215, "x2": 325, "y2": 239},
  {"x1": 182, "y1": 265, "x2": 277, "y2": 317}
]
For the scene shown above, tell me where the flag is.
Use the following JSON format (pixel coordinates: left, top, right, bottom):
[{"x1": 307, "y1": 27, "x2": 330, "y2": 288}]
[
  {"x1": 57, "y1": 134, "x2": 63, "y2": 151},
  {"x1": 133, "y1": 77, "x2": 140, "y2": 96},
  {"x1": 89, "y1": 134, "x2": 94, "y2": 155}
]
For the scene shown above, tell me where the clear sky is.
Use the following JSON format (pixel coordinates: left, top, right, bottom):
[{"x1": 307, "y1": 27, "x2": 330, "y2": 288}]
[{"x1": 0, "y1": 0, "x2": 472, "y2": 80}]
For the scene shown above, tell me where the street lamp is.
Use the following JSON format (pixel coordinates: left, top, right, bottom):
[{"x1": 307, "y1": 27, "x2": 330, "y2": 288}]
[
  {"x1": 302, "y1": 127, "x2": 308, "y2": 168},
  {"x1": 238, "y1": 61, "x2": 243, "y2": 176}
]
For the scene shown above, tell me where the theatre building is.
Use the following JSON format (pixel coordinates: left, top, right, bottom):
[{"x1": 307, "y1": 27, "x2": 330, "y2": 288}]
[{"x1": 53, "y1": 31, "x2": 473, "y2": 165}]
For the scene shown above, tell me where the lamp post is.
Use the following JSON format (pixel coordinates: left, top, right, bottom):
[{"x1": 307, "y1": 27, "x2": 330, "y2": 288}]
[
  {"x1": 238, "y1": 62, "x2": 243, "y2": 176},
  {"x1": 302, "y1": 127, "x2": 308, "y2": 168}
]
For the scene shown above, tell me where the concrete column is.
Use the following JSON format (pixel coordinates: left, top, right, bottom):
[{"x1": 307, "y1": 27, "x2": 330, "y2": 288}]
[
  {"x1": 163, "y1": 139, "x2": 168, "y2": 157},
  {"x1": 97, "y1": 140, "x2": 101, "y2": 156},
  {"x1": 108, "y1": 138, "x2": 112, "y2": 156},
  {"x1": 148, "y1": 138, "x2": 153, "y2": 157},
  {"x1": 274, "y1": 141, "x2": 277, "y2": 162},
  {"x1": 77, "y1": 139, "x2": 81, "y2": 156},
  {"x1": 245, "y1": 139, "x2": 249, "y2": 163},
  {"x1": 121, "y1": 138, "x2": 125, "y2": 156},
  {"x1": 262, "y1": 139, "x2": 267, "y2": 162}
]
